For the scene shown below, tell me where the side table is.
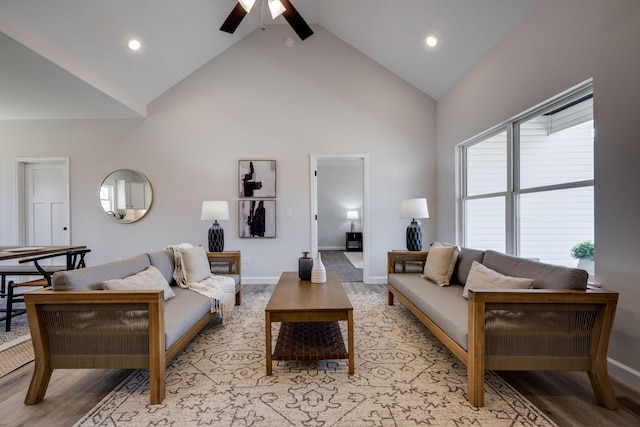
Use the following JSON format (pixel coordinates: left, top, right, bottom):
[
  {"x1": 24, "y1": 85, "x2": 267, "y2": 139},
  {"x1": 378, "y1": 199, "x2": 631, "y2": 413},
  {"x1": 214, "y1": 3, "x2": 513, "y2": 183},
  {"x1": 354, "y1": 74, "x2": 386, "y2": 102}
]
[
  {"x1": 345, "y1": 232, "x2": 362, "y2": 252},
  {"x1": 207, "y1": 251, "x2": 242, "y2": 305},
  {"x1": 387, "y1": 251, "x2": 428, "y2": 274}
]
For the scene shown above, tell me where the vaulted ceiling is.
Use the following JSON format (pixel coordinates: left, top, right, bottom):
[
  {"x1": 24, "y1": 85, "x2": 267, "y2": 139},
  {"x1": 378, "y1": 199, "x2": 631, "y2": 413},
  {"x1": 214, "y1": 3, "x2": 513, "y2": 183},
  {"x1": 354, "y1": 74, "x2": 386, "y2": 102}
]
[{"x1": 0, "y1": 0, "x2": 540, "y2": 120}]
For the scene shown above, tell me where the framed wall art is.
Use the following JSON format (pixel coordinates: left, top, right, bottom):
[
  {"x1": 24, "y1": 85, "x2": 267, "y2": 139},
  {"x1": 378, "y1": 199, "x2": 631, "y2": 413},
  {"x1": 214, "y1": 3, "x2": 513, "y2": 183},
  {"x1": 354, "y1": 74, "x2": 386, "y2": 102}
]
[
  {"x1": 239, "y1": 160, "x2": 276, "y2": 198},
  {"x1": 238, "y1": 200, "x2": 276, "y2": 238}
]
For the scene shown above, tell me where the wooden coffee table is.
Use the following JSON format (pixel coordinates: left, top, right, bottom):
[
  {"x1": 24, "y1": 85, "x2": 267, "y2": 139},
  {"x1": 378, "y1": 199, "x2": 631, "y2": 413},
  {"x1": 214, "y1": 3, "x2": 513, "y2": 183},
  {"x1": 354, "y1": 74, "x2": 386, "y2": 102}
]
[{"x1": 265, "y1": 271, "x2": 354, "y2": 375}]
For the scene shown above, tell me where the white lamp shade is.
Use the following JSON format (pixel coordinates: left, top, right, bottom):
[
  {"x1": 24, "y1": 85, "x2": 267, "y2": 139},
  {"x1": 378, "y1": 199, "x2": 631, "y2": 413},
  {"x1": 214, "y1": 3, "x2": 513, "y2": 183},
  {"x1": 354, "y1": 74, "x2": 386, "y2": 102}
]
[
  {"x1": 268, "y1": 0, "x2": 286, "y2": 19},
  {"x1": 400, "y1": 198, "x2": 429, "y2": 219},
  {"x1": 347, "y1": 210, "x2": 359, "y2": 220},
  {"x1": 201, "y1": 201, "x2": 230, "y2": 221},
  {"x1": 239, "y1": 0, "x2": 256, "y2": 12}
]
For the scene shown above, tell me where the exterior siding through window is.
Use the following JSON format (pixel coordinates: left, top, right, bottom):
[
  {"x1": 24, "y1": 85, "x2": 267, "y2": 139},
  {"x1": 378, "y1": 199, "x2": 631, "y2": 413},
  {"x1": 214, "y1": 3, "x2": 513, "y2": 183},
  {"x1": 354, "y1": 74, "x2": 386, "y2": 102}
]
[{"x1": 459, "y1": 81, "x2": 594, "y2": 269}]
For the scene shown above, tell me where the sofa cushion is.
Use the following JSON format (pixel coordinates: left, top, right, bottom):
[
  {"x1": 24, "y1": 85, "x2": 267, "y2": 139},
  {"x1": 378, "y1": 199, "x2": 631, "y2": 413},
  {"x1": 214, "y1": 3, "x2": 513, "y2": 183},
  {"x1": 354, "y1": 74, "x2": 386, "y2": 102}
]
[
  {"x1": 52, "y1": 254, "x2": 151, "y2": 291},
  {"x1": 462, "y1": 261, "x2": 534, "y2": 298},
  {"x1": 482, "y1": 250, "x2": 588, "y2": 290},
  {"x1": 451, "y1": 247, "x2": 485, "y2": 286},
  {"x1": 422, "y1": 242, "x2": 459, "y2": 286},
  {"x1": 102, "y1": 265, "x2": 176, "y2": 300},
  {"x1": 181, "y1": 246, "x2": 212, "y2": 283},
  {"x1": 389, "y1": 273, "x2": 468, "y2": 350},
  {"x1": 164, "y1": 287, "x2": 212, "y2": 349},
  {"x1": 147, "y1": 249, "x2": 176, "y2": 285}
]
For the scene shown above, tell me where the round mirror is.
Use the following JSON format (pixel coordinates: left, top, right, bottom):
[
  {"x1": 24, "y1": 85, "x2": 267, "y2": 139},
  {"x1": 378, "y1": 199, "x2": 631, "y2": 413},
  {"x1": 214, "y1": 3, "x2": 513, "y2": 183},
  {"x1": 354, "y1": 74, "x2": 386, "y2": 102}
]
[{"x1": 99, "y1": 169, "x2": 153, "y2": 223}]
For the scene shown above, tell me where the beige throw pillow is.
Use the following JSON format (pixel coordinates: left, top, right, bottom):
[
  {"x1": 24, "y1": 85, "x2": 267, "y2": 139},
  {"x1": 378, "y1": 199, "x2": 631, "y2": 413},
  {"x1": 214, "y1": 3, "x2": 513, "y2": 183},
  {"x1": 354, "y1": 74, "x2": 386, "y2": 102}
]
[
  {"x1": 422, "y1": 242, "x2": 459, "y2": 287},
  {"x1": 102, "y1": 265, "x2": 176, "y2": 300},
  {"x1": 181, "y1": 246, "x2": 212, "y2": 283},
  {"x1": 462, "y1": 261, "x2": 534, "y2": 299}
]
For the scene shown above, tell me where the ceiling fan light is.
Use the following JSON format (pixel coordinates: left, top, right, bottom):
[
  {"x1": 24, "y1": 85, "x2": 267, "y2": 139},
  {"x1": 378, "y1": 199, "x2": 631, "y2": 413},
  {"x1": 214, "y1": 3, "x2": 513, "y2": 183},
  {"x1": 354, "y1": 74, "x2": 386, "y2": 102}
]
[
  {"x1": 238, "y1": 0, "x2": 256, "y2": 13},
  {"x1": 426, "y1": 36, "x2": 438, "y2": 47},
  {"x1": 127, "y1": 39, "x2": 141, "y2": 51},
  {"x1": 268, "y1": 0, "x2": 286, "y2": 19}
]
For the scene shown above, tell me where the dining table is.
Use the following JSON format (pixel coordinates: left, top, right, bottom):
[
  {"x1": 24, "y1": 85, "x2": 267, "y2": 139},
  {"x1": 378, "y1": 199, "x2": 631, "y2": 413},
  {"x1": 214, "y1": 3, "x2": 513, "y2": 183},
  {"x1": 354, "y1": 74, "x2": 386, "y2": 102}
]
[
  {"x1": 0, "y1": 245, "x2": 88, "y2": 262},
  {"x1": 0, "y1": 244, "x2": 88, "y2": 289},
  {"x1": 1, "y1": 245, "x2": 87, "y2": 290},
  {"x1": 1, "y1": 245, "x2": 88, "y2": 331}
]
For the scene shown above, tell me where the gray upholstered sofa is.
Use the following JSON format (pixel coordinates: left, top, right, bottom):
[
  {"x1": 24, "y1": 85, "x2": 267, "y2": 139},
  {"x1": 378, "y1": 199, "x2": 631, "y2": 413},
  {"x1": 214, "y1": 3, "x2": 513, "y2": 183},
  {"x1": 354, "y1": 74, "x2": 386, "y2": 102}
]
[
  {"x1": 387, "y1": 247, "x2": 619, "y2": 409},
  {"x1": 23, "y1": 248, "x2": 240, "y2": 405}
]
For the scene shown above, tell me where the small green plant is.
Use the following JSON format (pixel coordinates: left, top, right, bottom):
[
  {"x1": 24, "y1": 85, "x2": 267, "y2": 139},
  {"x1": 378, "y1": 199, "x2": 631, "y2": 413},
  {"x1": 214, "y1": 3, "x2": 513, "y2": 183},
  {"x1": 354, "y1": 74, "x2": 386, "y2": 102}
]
[
  {"x1": 570, "y1": 241, "x2": 594, "y2": 261},
  {"x1": 116, "y1": 210, "x2": 127, "y2": 219}
]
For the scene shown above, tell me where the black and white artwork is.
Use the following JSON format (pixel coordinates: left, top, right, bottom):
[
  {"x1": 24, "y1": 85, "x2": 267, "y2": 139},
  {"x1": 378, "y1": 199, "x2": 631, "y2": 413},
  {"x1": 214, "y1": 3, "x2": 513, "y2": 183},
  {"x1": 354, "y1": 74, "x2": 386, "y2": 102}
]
[
  {"x1": 239, "y1": 200, "x2": 276, "y2": 238},
  {"x1": 239, "y1": 160, "x2": 276, "y2": 198}
]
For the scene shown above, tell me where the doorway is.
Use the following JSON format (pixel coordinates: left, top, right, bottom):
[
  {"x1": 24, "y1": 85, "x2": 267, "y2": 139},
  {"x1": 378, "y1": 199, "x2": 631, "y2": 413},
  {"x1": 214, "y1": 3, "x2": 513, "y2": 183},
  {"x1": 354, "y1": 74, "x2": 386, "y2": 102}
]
[
  {"x1": 310, "y1": 154, "x2": 369, "y2": 283},
  {"x1": 15, "y1": 158, "x2": 70, "y2": 249}
]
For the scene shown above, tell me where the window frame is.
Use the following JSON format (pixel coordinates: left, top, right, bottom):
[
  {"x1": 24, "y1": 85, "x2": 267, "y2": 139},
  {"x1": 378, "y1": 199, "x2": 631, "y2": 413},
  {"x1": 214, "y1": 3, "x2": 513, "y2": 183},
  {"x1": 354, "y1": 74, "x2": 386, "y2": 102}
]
[{"x1": 458, "y1": 80, "x2": 594, "y2": 258}]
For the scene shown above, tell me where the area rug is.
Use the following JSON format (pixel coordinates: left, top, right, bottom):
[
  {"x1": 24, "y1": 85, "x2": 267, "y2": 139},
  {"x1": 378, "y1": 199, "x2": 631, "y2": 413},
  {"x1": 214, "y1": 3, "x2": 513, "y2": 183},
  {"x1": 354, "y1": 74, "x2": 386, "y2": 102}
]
[
  {"x1": 320, "y1": 251, "x2": 362, "y2": 282},
  {"x1": 0, "y1": 335, "x2": 34, "y2": 378},
  {"x1": 343, "y1": 251, "x2": 363, "y2": 269},
  {"x1": 75, "y1": 292, "x2": 556, "y2": 427}
]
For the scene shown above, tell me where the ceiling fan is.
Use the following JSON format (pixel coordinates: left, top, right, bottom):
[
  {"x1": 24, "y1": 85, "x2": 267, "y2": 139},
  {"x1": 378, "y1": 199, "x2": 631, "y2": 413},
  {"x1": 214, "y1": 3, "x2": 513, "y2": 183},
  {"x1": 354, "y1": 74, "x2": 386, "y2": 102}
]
[{"x1": 220, "y1": 0, "x2": 314, "y2": 41}]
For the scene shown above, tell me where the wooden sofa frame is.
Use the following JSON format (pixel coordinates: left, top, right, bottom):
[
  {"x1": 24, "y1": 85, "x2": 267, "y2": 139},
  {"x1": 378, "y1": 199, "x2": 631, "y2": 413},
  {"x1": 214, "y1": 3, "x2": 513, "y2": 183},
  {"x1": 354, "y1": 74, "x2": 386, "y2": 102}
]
[
  {"x1": 387, "y1": 251, "x2": 619, "y2": 409},
  {"x1": 24, "y1": 251, "x2": 241, "y2": 405}
]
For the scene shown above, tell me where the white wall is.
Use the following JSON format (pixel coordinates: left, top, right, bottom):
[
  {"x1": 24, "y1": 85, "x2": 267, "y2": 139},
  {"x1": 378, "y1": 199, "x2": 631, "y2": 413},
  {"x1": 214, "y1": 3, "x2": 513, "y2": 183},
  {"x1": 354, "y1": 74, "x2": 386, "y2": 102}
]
[
  {"x1": 318, "y1": 162, "x2": 363, "y2": 250},
  {"x1": 0, "y1": 26, "x2": 436, "y2": 284},
  {"x1": 436, "y1": 0, "x2": 640, "y2": 391}
]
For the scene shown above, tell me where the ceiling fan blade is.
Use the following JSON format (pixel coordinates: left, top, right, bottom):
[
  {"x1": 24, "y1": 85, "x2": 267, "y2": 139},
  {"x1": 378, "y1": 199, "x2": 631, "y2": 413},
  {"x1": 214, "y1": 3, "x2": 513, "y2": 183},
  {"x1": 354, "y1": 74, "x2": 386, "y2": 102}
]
[
  {"x1": 220, "y1": 2, "x2": 248, "y2": 34},
  {"x1": 280, "y1": 0, "x2": 314, "y2": 40}
]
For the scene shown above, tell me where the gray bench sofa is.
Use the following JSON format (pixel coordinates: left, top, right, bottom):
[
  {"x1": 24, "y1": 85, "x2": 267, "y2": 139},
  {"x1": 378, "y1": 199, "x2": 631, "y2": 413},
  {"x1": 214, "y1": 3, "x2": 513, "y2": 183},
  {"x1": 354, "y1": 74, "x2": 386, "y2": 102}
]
[
  {"x1": 23, "y1": 249, "x2": 240, "y2": 405},
  {"x1": 387, "y1": 247, "x2": 619, "y2": 409}
]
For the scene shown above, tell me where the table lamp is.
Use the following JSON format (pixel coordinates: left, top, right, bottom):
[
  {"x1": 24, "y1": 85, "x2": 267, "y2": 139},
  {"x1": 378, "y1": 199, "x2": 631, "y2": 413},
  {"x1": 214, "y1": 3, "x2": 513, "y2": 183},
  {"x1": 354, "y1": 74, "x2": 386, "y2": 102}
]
[
  {"x1": 201, "y1": 201, "x2": 230, "y2": 252},
  {"x1": 400, "y1": 198, "x2": 429, "y2": 251},
  {"x1": 347, "y1": 210, "x2": 358, "y2": 232}
]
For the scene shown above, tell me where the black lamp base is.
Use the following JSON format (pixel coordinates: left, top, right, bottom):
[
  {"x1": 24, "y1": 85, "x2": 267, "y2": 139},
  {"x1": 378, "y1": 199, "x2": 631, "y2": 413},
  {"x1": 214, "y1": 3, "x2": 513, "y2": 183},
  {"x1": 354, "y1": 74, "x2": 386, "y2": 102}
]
[
  {"x1": 406, "y1": 219, "x2": 423, "y2": 251},
  {"x1": 208, "y1": 221, "x2": 225, "y2": 252}
]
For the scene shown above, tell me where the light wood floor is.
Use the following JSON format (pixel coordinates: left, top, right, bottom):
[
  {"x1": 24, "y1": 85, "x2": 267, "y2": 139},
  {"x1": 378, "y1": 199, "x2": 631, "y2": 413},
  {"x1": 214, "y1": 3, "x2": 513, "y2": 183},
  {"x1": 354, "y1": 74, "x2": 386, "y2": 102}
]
[{"x1": 1, "y1": 284, "x2": 639, "y2": 427}]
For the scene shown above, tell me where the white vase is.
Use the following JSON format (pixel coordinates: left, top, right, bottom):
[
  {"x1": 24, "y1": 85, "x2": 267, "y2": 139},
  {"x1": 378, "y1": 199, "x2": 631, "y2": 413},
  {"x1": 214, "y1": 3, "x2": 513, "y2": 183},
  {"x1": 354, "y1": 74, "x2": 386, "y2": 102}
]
[
  {"x1": 311, "y1": 252, "x2": 326, "y2": 283},
  {"x1": 577, "y1": 258, "x2": 595, "y2": 277}
]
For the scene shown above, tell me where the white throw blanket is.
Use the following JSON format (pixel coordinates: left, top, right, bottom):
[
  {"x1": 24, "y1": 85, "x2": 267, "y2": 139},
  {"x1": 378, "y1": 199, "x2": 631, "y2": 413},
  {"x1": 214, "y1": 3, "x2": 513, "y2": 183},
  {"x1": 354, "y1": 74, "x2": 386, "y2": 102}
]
[{"x1": 166, "y1": 244, "x2": 235, "y2": 321}]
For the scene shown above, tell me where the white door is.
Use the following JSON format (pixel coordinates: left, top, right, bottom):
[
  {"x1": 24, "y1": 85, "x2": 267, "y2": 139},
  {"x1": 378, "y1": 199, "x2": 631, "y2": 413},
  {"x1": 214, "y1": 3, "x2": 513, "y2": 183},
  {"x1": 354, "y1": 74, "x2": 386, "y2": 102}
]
[{"x1": 24, "y1": 162, "x2": 70, "y2": 246}]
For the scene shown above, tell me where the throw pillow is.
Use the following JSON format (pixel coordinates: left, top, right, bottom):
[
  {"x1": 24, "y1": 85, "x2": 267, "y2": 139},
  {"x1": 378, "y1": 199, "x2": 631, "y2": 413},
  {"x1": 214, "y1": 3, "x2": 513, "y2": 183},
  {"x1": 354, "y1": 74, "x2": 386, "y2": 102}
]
[
  {"x1": 181, "y1": 246, "x2": 212, "y2": 283},
  {"x1": 462, "y1": 261, "x2": 534, "y2": 299},
  {"x1": 102, "y1": 265, "x2": 176, "y2": 300},
  {"x1": 422, "y1": 242, "x2": 459, "y2": 287}
]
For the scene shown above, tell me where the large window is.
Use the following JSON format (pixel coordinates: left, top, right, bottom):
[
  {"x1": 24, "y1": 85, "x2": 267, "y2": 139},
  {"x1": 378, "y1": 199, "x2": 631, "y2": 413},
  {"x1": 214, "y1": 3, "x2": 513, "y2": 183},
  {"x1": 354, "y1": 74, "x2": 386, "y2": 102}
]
[{"x1": 459, "y1": 82, "x2": 594, "y2": 269}]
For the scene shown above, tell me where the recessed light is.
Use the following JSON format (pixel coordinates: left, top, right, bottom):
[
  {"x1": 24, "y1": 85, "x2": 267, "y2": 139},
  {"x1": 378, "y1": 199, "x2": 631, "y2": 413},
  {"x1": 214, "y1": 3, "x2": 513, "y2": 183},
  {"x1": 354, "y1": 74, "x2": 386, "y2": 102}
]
[
  {"x1": 127, "y1": 39, "x2": 141, "y2": 51},
  {"x1": 426, "y1": 36, "x2": 438, "y2": 47}
]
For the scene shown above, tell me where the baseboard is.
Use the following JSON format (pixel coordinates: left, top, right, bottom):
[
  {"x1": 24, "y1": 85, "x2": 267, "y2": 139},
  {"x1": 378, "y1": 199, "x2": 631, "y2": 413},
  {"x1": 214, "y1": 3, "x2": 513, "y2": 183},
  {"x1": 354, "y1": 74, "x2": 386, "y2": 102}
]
[
  {"x1": 241, "y1": 277, "x2": 280, "y2": 285},
  {"x1": 319, "y1": 246, "x2": 345, "y2": 251},
  {"x1": 609, "y1": 357, "x2": 640, "y2": 393}
]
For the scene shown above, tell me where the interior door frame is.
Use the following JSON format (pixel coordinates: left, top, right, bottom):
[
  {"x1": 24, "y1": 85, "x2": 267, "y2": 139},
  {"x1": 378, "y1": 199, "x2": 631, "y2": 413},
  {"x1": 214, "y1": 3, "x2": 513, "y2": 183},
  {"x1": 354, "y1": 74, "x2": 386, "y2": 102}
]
[
  {"x1": 310, "y1": 153, "x2": 369, "y2": 282},
  {"x1": 15, "y1": 157, "x2": 71, "y2": 245}
]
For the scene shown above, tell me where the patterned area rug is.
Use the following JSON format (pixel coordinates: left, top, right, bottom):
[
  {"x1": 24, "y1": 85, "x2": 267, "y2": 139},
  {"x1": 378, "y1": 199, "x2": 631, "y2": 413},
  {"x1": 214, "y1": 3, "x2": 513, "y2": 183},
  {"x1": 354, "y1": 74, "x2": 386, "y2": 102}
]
[
  {"x1": 75, "y1": 292, "x2": 556, "y2": 427},
  {"x1": 0, "y1": 335, "x2": 34, "y2": 378}
]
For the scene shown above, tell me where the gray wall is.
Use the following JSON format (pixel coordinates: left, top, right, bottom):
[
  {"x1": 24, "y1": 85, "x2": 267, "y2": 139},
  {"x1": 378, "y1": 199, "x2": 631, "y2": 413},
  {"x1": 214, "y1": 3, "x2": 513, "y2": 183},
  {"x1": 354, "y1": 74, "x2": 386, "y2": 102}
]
[
  {"x1": 436, "y1": 0, "x2": 640, "y2": 391},
  {"x1": 0, "y1": 26, "x2": 437, "y2": 285}
]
